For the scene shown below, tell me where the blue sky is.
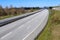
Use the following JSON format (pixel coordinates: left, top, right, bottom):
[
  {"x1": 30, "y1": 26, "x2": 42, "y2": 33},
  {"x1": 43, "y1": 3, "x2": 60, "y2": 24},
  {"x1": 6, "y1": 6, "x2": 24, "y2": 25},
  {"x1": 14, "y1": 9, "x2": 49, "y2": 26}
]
[{"x1": 0, "y1": 0, "x2": 60, "y2": 7}]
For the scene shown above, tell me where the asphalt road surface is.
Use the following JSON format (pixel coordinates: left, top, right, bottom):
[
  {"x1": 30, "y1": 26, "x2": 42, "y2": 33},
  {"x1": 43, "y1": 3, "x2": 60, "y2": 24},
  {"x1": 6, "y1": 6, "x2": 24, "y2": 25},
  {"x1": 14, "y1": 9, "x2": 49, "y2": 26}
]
[
  {"x1": 0, "y1": 10, "x2": 41, "y2": 38},
  {"x1": 0, "y1": 9, "x2": 49, "y2": 40}
]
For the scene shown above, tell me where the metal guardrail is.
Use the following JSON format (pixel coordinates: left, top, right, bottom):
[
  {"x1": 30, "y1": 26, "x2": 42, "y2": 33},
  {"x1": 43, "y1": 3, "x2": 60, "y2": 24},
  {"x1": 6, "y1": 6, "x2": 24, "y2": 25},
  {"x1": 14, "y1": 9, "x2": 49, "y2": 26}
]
[{"x1": 0, "y1": 10, "x2": 42, "y2": 27}]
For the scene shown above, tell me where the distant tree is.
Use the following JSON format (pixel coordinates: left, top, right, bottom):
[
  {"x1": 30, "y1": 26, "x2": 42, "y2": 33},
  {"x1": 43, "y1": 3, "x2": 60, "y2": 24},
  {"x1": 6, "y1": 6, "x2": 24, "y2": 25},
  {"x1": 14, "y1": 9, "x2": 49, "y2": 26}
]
[
  {"x1": 49, "y1": 7, "x2": 53, "y2": 9},
  {"x1": 10, "y1": 8, "x2": 16, "y2": 15},
  {"x1": 0, "y1": 5, "x2": 6, "y2": 16},
  {"x1": 20, "y1": 9, "x2": 26, "y2": 13},
  {"x1": 9, "y1": 5, "x2": 17, "y2": 15},
  {"x1": 4, "y1": 6, "x2": 9, "y2": 15}
]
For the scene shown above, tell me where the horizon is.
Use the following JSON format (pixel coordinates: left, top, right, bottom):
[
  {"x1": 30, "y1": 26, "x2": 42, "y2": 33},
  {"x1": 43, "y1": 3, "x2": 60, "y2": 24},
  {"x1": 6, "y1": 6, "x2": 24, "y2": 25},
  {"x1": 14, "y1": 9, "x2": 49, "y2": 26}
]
[{"x1": 0, "y1": 0, "x2": 60, "y2": 8}]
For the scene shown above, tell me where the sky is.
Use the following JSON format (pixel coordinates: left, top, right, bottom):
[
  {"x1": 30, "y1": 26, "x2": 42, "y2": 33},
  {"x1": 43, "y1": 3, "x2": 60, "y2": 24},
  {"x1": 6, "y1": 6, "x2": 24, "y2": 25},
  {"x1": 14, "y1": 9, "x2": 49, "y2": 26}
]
[{"x1": 0, "y1": 0, "x2": 60, "y2": 7}]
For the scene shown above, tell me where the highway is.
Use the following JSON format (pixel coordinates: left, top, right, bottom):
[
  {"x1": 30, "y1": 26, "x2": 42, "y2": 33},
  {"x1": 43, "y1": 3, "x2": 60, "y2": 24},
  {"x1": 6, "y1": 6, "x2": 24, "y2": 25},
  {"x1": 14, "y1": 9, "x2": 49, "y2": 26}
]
[
  {"x1": 0, "y1": 9, "x2": 49, "y2": 40},
  {"x1": 0, "y1": 10, "x2": 41, "y2": 38}
]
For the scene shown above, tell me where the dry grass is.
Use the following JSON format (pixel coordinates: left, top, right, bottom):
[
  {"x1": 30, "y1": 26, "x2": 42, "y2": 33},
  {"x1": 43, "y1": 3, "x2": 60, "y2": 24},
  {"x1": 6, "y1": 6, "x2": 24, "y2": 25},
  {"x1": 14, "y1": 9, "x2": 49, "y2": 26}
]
[
  {"x1": 50, "y1": 10, "x2": 60, "y2": 40},
  {"x1": 51, "y1": 24, "x2": 60, "y2": 40}
]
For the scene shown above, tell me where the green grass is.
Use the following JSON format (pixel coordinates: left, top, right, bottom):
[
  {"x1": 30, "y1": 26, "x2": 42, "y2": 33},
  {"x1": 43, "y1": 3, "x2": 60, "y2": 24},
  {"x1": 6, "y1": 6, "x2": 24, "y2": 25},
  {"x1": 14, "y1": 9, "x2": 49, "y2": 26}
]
[
  {"x1": 0, "y1": 15, "x2": 19, "y2": 20},
  {"x1": 0, "y1": 15, "x2": 13, "y2": 20}
]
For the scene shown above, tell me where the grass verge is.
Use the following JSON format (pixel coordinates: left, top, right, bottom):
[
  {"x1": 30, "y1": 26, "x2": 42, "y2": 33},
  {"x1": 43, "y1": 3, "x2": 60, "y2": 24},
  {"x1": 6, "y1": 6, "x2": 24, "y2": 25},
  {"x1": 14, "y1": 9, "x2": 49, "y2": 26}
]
[
  {"x1": 36, "y1": 9, "x2": 60, "y2": 40},
  {"x1": 0, "y1": 14, "x2": 20, "y2": 20}
]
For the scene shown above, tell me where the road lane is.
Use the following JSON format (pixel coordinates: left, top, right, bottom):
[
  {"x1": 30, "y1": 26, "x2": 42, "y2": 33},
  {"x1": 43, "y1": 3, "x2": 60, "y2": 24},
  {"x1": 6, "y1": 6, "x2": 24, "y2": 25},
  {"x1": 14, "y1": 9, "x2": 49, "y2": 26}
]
[{"x1": 0, "y1": 10, "x2": 42, "y2": 38}]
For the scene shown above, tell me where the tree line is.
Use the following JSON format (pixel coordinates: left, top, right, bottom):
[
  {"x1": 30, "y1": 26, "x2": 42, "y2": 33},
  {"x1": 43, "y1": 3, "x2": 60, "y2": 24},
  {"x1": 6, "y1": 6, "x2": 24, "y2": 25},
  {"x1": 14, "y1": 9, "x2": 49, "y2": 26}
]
[{"x1": 0, "y1": 6, "x2": 40, "y2": 16}]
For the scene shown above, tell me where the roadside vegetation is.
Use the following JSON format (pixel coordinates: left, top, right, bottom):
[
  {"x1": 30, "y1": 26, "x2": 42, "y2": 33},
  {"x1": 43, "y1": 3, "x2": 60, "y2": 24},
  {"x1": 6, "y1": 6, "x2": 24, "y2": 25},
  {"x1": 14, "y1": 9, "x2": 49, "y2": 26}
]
[
  {"x1": 0, "y1": 5, "x2": 40, "y2": 20},
  {"x1": 36, "y1": 9, "x2": 60, "y2": 40}
]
